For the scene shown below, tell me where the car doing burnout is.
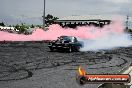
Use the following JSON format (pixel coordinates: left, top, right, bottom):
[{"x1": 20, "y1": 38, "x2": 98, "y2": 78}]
[{"x1": 48, "y1": 36, "x2": 83, "y2": 52}]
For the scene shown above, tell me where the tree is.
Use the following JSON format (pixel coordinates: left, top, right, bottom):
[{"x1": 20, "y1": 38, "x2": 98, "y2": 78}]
[
  {"x1": 0, "y1": 22, "x2": 5, "y2": 26},
  {"x1": 30, "y1": 24, "x2": 35, "y2": 28},
  {"x1": 45, "y1": 14, "x2": 59, "y2": 26},
  {"x1": 15, "y1": 23, "x2": 29, "y2": 34},
  {"x1": 127, "y1": 29, "x2": 132, "y2": 34},
  {"x1": 15, "y1": 24, "x2": 20, "y2": 30}
]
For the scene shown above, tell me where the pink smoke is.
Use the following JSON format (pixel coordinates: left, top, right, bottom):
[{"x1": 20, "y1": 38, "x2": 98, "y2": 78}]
[{"x1": 0, "y1": 20, "x2": 125, "y2": 41}]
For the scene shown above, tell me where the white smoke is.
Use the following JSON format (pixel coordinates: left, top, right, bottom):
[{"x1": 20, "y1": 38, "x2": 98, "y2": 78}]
[{"x1": 79, "y1": 33, "x2": 132, "y2": 51}]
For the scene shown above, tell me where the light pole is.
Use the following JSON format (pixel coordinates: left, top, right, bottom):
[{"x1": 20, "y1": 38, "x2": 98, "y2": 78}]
[
  {"x1": 126, "y1": 15, "x2": 129, "y2": 30},
  {"x1": 43, "y1": 0, "x2": 46, "y2": 30}
]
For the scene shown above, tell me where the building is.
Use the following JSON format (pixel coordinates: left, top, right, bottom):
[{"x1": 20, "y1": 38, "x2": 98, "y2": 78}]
[{"x1": 54, "y1": 15, "x2": 114, "y2": 28}]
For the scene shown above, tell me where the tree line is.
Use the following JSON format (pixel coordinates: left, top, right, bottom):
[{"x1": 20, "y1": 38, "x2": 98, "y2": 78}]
[{"x1": 0, "y1": 14, "x2": 58, "y2": 34}]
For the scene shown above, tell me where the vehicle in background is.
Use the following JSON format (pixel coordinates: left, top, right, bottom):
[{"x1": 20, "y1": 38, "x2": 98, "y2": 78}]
[
  {"x1": 0, "y1": 26, "x2": 19, "y2": 33},
  {"x1": 48, "y1": 36, "x2": 83, "y2": 52}
]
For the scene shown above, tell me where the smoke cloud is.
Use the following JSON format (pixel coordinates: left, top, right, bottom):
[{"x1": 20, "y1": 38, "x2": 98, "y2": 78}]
[
  {"x1": 79, "y1": 34, "x2": 132, "y2": 51},
  {"x1": 0, "y1": 17, "x2": 131, "y2": 51}
]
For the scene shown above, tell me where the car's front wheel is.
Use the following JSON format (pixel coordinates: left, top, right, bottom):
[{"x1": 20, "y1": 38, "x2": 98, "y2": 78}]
[
  {"x1": 49, "y1": 47, "x2": 54, "y2": 52},
  {"x1": 68, "y1": 46, "x2": 72, "y2": 53}
]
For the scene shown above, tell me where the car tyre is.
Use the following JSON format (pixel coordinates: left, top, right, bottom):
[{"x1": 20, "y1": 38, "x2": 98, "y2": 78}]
[
  {"x1": 77, "y1": 46, "x2": 81, "y2": 52},
  {"x1": 68, "y1": 46, "x2": 72, "y2": 53},
  {"x1": 50, "y1": 47, "x2": 54, "y2": 52}
]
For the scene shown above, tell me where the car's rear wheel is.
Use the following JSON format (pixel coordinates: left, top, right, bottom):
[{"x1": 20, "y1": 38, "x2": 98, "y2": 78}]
[{"x1": 76, "y1": 46, "x2": 81, "y2": 52}]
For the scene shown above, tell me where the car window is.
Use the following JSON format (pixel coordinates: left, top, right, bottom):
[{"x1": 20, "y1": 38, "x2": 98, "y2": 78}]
[
  {"x1": 58, "y1": 36, "x2": 78, "y2": 42},
  {"x1": 63, "y1": 37, "x2": 71, "y2": 41}
]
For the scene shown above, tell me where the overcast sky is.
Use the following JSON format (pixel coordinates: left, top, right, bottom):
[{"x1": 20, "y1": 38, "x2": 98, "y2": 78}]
[{"x1": 0, "y1": 0, "x2": 132, "y2": 25}]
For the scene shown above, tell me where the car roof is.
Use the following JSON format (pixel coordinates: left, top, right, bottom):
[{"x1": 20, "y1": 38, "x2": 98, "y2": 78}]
[{"x1": 60, "y1": 36, "x2": 75, "y2": 38}]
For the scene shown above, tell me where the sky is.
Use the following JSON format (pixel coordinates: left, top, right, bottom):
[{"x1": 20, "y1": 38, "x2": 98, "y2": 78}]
[{"x1": 0, "y1": 0, "x2": 132, "y2": 26}]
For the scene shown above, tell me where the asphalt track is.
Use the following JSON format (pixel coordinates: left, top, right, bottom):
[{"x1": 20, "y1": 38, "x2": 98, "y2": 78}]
[{"x1": 0, "y1": 42, "x2": 131, "y2": 88}]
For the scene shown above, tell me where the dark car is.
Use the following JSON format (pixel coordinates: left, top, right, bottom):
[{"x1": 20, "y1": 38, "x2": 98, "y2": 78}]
[{"x1": 48, "y1": 36, "x2": 83, "y2": 52}]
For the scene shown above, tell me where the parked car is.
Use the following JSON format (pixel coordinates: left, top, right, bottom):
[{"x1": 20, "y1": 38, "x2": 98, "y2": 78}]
[{"x1": 48, "y1": 36, "x2": 83, "y2": 52}]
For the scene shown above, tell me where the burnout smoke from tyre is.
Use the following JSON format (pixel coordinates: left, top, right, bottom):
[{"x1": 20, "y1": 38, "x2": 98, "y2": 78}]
[
  {"x1": 79, "y1": 33, "x2": 132, "y2": 51},
  {"x1": 0, "y1": 17, "x2": 131, "y2": 51}
]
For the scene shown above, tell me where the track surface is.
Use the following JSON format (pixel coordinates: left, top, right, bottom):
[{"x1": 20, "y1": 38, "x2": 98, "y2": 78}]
[{"x1": 0, "y1": 42, "x2": 131, "y2": 88}]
